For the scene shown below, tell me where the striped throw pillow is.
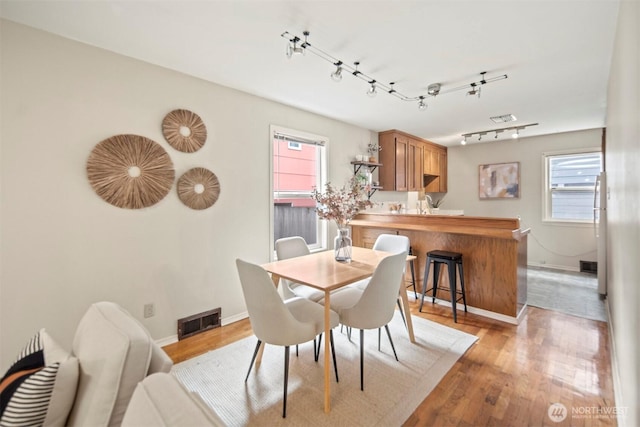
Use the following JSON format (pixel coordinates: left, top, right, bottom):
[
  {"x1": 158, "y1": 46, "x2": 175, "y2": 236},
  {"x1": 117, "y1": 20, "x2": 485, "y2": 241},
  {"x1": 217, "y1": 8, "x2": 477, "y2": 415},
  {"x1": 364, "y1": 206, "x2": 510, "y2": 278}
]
[{"x1": 0, "y1": 329, "x2": 78, "y2": 427}]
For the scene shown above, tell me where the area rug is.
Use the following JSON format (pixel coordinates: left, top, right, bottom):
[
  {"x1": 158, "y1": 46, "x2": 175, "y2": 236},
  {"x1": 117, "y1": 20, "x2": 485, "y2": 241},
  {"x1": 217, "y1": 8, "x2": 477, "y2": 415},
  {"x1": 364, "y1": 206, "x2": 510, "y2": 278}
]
[
  {"x1": 172, "y1": 311, "x2": 477, "y2": 426},
  {"x1": 527, "y1": 267, "x2": 607, "y2": 322}
]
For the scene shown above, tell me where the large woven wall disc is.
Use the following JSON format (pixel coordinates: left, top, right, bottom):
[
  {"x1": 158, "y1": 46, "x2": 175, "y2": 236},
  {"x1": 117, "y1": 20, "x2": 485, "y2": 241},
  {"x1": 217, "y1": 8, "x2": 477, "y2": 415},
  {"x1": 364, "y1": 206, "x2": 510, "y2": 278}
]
[
  {"x1": 177, "y1": 167, "x2": 220, "y2": 210},
  {"x1": 162, "y1": 109, "x2": 207, "y2": 153},
  {"x1": 87, "y1": 134, "x2": 175, "y2": 209}
]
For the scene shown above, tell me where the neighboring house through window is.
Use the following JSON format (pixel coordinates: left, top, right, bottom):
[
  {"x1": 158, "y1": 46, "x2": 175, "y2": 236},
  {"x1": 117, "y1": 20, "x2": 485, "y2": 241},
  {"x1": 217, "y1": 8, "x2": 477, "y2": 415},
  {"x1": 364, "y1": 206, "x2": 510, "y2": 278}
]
[
  {"x1": 543, "y1": 149, "x2": 602, "y2": 222},
  {"x1": 271, "y1": 125, "x2": 327, "y2": 251}
]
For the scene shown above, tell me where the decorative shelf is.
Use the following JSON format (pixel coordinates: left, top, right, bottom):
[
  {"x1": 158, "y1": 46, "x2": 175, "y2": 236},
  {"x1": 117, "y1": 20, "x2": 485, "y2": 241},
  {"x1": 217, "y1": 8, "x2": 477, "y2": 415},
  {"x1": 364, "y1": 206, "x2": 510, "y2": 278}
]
[{"x1": 351, "y1": 161, "x2": 383, "y2": 199}]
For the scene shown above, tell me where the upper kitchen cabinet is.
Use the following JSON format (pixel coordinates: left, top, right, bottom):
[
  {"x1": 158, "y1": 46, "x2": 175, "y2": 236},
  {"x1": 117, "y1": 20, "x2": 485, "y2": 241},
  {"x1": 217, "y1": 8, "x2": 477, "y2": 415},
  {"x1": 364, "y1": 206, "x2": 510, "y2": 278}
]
[
  {"x1": 379, "y1": 130, "x2": 446, "y2": 192},
  {"x1": 424, "y1": 145, "x2": 448, "y2": 192}
]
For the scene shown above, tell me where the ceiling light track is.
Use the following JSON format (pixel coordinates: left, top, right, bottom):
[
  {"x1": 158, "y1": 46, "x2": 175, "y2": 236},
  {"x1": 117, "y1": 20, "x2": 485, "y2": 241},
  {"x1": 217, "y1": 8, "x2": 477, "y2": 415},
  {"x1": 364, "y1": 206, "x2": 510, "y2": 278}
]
[
  {"x1": 460, "y1": 123, "x2": 539, "y2": 144},
  {"x1": 281, "y1": 31, "x2": 508, "y2": 111}
]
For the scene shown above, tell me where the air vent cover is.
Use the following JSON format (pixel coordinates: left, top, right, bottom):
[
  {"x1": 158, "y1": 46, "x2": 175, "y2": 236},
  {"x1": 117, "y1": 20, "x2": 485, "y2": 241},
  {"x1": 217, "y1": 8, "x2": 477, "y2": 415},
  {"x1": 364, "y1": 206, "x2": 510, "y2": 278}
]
[
  {"x1": 177, "y1": 308, "x2": 221, "y2": 340},
  {"x1": 490, "y1": 114, "x2": 517, "y2": 123}
]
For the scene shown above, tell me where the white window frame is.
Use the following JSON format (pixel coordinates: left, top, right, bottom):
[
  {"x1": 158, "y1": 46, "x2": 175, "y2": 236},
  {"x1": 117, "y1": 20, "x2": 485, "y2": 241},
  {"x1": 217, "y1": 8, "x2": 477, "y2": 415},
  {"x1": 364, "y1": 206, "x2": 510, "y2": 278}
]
[
  {"x1": 269, "y1": 125, "x2": 328, "y2": 256},
  {"x1": 542, "y1": 147, "x2": 602, "y2": 225}
]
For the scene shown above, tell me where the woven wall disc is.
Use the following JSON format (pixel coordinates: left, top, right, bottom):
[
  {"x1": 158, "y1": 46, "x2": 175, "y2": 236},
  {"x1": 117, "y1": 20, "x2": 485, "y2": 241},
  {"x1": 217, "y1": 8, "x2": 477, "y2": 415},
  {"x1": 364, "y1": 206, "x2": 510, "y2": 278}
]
[
  {"x1": 162, "y1": 109, "x2": 207, "y2": 153},
  {"x1": 177, "y1": 167, "x2": 220, "y2": 210},
  {"x1": 87, "y1": 134, "x2": 175, "y2": 209}
]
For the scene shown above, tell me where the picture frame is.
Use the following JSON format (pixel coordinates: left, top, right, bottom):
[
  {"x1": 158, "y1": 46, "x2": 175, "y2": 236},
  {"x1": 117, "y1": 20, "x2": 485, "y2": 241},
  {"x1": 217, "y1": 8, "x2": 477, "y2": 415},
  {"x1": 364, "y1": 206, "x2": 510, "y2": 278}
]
[{"x1": 478, "y1": 162, "x2": 520, "y2": 199}]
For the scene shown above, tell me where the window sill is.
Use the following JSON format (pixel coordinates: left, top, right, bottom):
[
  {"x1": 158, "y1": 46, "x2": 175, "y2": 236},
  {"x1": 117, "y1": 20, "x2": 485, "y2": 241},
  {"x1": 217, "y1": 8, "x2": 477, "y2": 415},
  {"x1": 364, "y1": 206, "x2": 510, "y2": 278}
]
[{"x1": 541, "y1": 219, "x2": 595, "y2": 228}]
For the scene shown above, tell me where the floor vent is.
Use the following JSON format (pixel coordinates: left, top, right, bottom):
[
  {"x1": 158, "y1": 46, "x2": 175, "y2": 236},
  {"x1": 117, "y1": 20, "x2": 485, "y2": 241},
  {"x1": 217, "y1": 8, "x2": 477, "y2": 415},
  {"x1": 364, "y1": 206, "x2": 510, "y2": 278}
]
[
  {"x1": 177, "y1": 308, "x2": 221, "y2": 340},
  {"x1": 580, "y1": 260, "x2": 598, "y2": 275}
]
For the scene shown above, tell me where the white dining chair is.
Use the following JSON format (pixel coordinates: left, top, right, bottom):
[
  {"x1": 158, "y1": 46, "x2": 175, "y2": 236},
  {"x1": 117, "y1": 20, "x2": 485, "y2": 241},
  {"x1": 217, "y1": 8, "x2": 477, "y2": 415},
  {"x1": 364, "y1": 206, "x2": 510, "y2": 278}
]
[
  {"x1": 235, "y1": 258, "x2": 340, "y2": 418},
  {"x1": 320, "y1": 251, "x2": 407, "y2": 391},
  {"x1": 275, "y1": 236, "x2": 325, "y2": 302},
  {"x1": 349, "y1": 234, "x2": 411, "y2": 331}
]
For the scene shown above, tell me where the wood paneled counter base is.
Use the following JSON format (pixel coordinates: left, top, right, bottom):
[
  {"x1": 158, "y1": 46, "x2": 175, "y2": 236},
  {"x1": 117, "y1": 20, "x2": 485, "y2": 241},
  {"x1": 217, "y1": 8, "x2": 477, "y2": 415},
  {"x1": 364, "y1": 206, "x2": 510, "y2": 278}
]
[{"x1": 351, "y1": 213, "x2": 529, "y2": 323}]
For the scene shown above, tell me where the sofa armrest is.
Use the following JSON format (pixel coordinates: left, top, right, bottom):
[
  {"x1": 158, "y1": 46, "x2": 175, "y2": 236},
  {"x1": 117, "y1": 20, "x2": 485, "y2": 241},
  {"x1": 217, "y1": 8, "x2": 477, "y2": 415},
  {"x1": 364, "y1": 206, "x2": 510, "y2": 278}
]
[
  {"x1": 148, "y1": 341, "x2": 173, "y2": 375},
  {"x1": 122, "y1": 373, "x2": 226, "y2": 427}
]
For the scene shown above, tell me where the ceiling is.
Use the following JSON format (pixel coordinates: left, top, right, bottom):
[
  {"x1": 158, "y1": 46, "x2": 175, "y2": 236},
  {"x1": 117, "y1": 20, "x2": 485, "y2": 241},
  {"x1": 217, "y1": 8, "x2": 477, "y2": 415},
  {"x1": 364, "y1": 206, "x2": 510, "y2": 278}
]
[{"x1": 0, "y1": 0, "x2": 620, "y2": 146}]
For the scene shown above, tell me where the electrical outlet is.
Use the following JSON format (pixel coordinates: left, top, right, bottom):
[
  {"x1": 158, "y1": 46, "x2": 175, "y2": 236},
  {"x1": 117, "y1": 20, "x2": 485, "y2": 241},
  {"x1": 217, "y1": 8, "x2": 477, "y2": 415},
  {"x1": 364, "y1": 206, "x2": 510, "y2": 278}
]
[{"x1": 143, "y1": 303, "x2": 155, "y2": 318}]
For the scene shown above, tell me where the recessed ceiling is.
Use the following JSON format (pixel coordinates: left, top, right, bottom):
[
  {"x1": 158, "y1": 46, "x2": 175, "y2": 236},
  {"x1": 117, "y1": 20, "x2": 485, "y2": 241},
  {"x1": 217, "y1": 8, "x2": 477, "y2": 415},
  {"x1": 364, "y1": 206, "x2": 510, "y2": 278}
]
[{"x1": 0, "y1": 1, "x2": 620, "y2": 146}]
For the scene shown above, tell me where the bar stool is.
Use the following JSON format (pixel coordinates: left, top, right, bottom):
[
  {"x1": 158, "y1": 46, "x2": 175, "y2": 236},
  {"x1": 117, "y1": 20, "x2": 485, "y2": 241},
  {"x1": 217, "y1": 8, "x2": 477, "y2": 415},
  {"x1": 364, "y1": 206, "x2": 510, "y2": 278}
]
[
  {"x1": 406, "y1": 246, "x2": 418, "y2": 299},
  {"x1": 419, "y1": 250, "x2": 467, "y2": 322}
]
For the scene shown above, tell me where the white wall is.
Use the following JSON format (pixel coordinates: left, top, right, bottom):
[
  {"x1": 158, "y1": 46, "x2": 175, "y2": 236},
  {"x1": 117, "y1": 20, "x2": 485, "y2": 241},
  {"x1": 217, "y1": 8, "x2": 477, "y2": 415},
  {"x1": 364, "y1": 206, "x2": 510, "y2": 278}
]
[
  {"x1": 445, "y1": 129, "x2": 602, "y2": 271},
  {"x1": 0, "y1": 20, "x2": 375, "y2": 369},
  {"x1": 605, "y1": 1, "x2": 639, "y2": 425}
]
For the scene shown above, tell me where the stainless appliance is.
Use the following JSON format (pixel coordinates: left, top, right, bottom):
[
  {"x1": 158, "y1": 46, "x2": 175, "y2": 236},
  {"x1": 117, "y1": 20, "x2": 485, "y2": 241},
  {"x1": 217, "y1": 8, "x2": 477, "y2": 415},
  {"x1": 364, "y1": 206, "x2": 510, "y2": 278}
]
[{"x1": 594, "y1": 172, "x2": 607, "y2": 295}]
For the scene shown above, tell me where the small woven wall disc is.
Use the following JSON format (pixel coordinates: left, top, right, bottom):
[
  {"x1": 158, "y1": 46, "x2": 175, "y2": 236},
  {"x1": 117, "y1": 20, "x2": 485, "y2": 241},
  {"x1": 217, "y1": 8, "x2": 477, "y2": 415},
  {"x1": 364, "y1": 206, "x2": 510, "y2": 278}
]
[
  {"x1": 87, "y1": 134, "x2": 175, "y2": 209},
  {"x1": 177, "y1": 167, "x2": 220, "y2": 210},
  {"x1": 162, "y1": 109, "x2": 207, "y2": 153}
]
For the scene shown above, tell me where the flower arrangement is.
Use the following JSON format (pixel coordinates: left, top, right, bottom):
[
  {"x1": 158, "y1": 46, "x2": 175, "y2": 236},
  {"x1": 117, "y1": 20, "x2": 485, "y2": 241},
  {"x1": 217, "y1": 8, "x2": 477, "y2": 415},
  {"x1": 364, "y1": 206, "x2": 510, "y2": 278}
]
[{"x1": 311, "y1": 177, "x2": 373, "y2": 228}]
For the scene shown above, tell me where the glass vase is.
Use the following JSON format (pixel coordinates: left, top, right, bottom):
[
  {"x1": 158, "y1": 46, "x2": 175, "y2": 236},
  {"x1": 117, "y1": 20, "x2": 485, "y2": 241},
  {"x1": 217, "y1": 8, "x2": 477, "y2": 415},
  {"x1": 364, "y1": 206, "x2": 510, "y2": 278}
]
[{"x1": 334, "y1": 227, "x2": 352, "y2": 263}]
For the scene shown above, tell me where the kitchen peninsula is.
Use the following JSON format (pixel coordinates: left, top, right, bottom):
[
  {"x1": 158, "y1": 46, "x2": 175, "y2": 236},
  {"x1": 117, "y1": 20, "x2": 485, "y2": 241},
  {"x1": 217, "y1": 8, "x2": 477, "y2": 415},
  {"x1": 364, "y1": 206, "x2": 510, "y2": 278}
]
[{"x1": 350, "y1": 212, "x2": 529, "y2": 324}]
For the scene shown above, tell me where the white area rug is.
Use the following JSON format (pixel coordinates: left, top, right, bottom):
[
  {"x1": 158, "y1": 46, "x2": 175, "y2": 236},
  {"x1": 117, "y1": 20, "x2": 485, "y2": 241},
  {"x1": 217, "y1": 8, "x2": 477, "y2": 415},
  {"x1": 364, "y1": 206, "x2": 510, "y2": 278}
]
[{"x1": 172, "y1": 312, "x2": 477, "y2": 426}]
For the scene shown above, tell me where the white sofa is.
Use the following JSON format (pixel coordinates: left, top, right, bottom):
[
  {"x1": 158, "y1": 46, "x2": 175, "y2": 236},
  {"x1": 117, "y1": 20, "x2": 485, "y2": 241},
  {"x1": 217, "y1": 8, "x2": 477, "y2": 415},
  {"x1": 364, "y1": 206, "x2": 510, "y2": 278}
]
[{"x1": 0, "y1": 301, "x2": 225, "y2": 427}]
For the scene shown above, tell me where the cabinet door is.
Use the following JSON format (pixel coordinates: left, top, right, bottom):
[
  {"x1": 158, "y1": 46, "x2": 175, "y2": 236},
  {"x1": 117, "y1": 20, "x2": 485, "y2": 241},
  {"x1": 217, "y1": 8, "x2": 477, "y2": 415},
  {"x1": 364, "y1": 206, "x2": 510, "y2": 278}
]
[
  {"x1": 395, "y1": 136, "x2": 408, "y2": 191},
  {"x1": 408, "y1": 141, "x2": 423, "y2": 191},
  {"x1": 438, "y1": 151, "x2": 448, "y2": 192}
]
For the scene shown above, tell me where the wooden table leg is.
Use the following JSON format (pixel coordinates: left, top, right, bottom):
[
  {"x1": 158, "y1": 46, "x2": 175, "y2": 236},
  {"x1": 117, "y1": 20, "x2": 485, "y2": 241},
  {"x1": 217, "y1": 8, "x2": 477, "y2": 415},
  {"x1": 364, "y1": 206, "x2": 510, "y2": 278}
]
[
  {"x1": 399, "y1": 279, "x2": 416, "y2": 343},
  {"x1": 323, "y1": 290, "x2": 331, "y2": 413},
  {"x1": 256, "y1": 273, "x2": 282, "y2": 364}
]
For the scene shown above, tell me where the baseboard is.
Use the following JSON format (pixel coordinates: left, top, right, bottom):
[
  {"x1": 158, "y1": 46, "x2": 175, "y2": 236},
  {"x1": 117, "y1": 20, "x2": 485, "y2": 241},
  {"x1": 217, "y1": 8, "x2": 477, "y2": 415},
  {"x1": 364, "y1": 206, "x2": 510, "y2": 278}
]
[
  {"x1": 527, "y1": 262, "x2": 580, "y2": 272},
  {"x1": 424, "y1": 297, "x2": 520, "y2": 325},
  {"x1": 606, "y1": 299, "x2": 626, "y2": 426},
  {"x1": 156, "y1": 311, "x2": 250, "y2": 347}
]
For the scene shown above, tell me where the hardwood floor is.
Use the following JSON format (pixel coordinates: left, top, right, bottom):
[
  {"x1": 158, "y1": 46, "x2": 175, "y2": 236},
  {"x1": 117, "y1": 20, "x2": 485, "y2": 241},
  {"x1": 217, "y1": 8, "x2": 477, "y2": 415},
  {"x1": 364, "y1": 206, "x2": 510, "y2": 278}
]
[{"x1": 163, "y1": 300, "x2": 616, "y2": 426}]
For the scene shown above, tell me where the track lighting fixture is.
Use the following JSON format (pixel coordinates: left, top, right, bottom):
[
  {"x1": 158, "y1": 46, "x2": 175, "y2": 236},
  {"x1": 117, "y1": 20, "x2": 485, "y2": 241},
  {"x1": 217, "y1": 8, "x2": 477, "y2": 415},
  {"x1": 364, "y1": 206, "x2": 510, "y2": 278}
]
[
  {"x1": 418, "y1": 96, "x2": 428, "y2": 111},
  {"x1": 331, "y1": 62, "x2": 343, "y2": 82},
  {"x1": 281, "y1": 31, "x2": 508, "y2": 110},
  {"x1": 286, "y1": 31, "x2": 308, "y2": 58},
  {"x1": 461, "y1": 123, "x2": 538, "y2": 145},
  {"x1": 366, "y1": 81, "x2": 377, "y2": 97}
]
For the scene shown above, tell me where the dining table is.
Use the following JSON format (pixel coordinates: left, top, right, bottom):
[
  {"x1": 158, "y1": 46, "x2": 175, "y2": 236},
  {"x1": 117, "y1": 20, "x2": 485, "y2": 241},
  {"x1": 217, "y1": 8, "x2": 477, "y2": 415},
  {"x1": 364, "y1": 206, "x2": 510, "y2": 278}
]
[{"x1": 261, "y1": 246, "x2": 416, "y2": 413}]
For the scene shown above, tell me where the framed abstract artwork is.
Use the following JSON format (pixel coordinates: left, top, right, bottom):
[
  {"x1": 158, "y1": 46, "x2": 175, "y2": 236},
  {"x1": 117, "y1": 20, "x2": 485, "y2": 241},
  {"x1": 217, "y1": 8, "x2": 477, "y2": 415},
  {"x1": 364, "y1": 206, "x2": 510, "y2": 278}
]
[{"x1": 478, "y1": 162, "x2": 520, "y2": 199}]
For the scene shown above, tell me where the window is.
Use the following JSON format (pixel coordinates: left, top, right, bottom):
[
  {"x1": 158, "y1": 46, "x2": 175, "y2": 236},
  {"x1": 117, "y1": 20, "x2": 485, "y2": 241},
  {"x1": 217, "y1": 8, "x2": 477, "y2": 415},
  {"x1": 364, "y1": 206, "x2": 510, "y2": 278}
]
[
  {"x1": 543, "y1": 150, "x2": 602, "y2": 222},
  {"x1": 271, "y1": 126, "x2": 327, "y2": 251}
]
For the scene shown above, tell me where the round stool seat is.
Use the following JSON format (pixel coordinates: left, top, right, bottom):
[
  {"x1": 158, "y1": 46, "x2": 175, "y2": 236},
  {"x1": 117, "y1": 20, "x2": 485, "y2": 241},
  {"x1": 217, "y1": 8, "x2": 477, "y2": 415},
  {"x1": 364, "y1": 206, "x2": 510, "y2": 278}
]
[{"x1": 426, "y1": 250, "x2": 462, "y2": 261}]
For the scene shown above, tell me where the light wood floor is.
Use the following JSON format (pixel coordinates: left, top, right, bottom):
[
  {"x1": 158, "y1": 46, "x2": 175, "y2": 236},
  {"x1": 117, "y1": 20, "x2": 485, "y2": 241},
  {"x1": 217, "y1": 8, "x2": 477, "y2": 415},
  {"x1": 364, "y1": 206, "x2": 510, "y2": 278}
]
[{"x1": 163, "y1": 299, "x2": 616, "y2": 426}]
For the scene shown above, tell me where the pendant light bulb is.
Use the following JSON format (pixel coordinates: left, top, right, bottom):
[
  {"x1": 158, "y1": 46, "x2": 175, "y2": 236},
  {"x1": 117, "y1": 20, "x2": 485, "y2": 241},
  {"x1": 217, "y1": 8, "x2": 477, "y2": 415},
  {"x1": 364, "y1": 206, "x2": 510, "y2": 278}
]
[
  {"x1": 512, "y1": 129, "x2": 519, "y2": 139},
  {"x1": 461, "y1": 136, "x2": 467, "y2": 145}
]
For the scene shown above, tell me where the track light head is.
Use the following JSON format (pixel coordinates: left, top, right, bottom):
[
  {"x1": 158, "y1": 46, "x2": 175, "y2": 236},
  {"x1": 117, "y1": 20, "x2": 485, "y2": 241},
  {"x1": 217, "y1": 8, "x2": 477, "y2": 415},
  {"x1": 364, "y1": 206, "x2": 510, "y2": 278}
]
[
  {"x1": 418, "y1": 96, "x2": 427, "y2": 111},
  {"x1": 331, "y1": 62, "x2": 343, "y2": 82},
  {"x1": 366, "y1": 80, "x2": 377, "y2": 97},
  {"x1": 286, "y1": 36, "x2": 305, "y2": 58}
]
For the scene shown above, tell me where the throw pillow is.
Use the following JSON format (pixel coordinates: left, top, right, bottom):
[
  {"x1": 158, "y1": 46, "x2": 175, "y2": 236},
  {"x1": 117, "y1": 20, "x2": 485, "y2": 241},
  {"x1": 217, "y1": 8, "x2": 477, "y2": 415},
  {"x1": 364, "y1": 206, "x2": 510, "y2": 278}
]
[{"x1": 0, "y1": 329, "x2": 79, "y2": 427}]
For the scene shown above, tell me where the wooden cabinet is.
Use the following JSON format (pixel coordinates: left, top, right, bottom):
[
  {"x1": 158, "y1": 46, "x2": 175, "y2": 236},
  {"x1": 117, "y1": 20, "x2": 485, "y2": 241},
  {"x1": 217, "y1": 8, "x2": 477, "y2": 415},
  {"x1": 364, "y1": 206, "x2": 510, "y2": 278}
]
[
  {"x1": 424, "y1": 145, "x2": 447, "y2": 192},
  {"x1": 408, "y1": 139, "x2": 423, "y2": 191},
  {"x1": 380, "y1": 130, "x2": 447, "y2": 192}
]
